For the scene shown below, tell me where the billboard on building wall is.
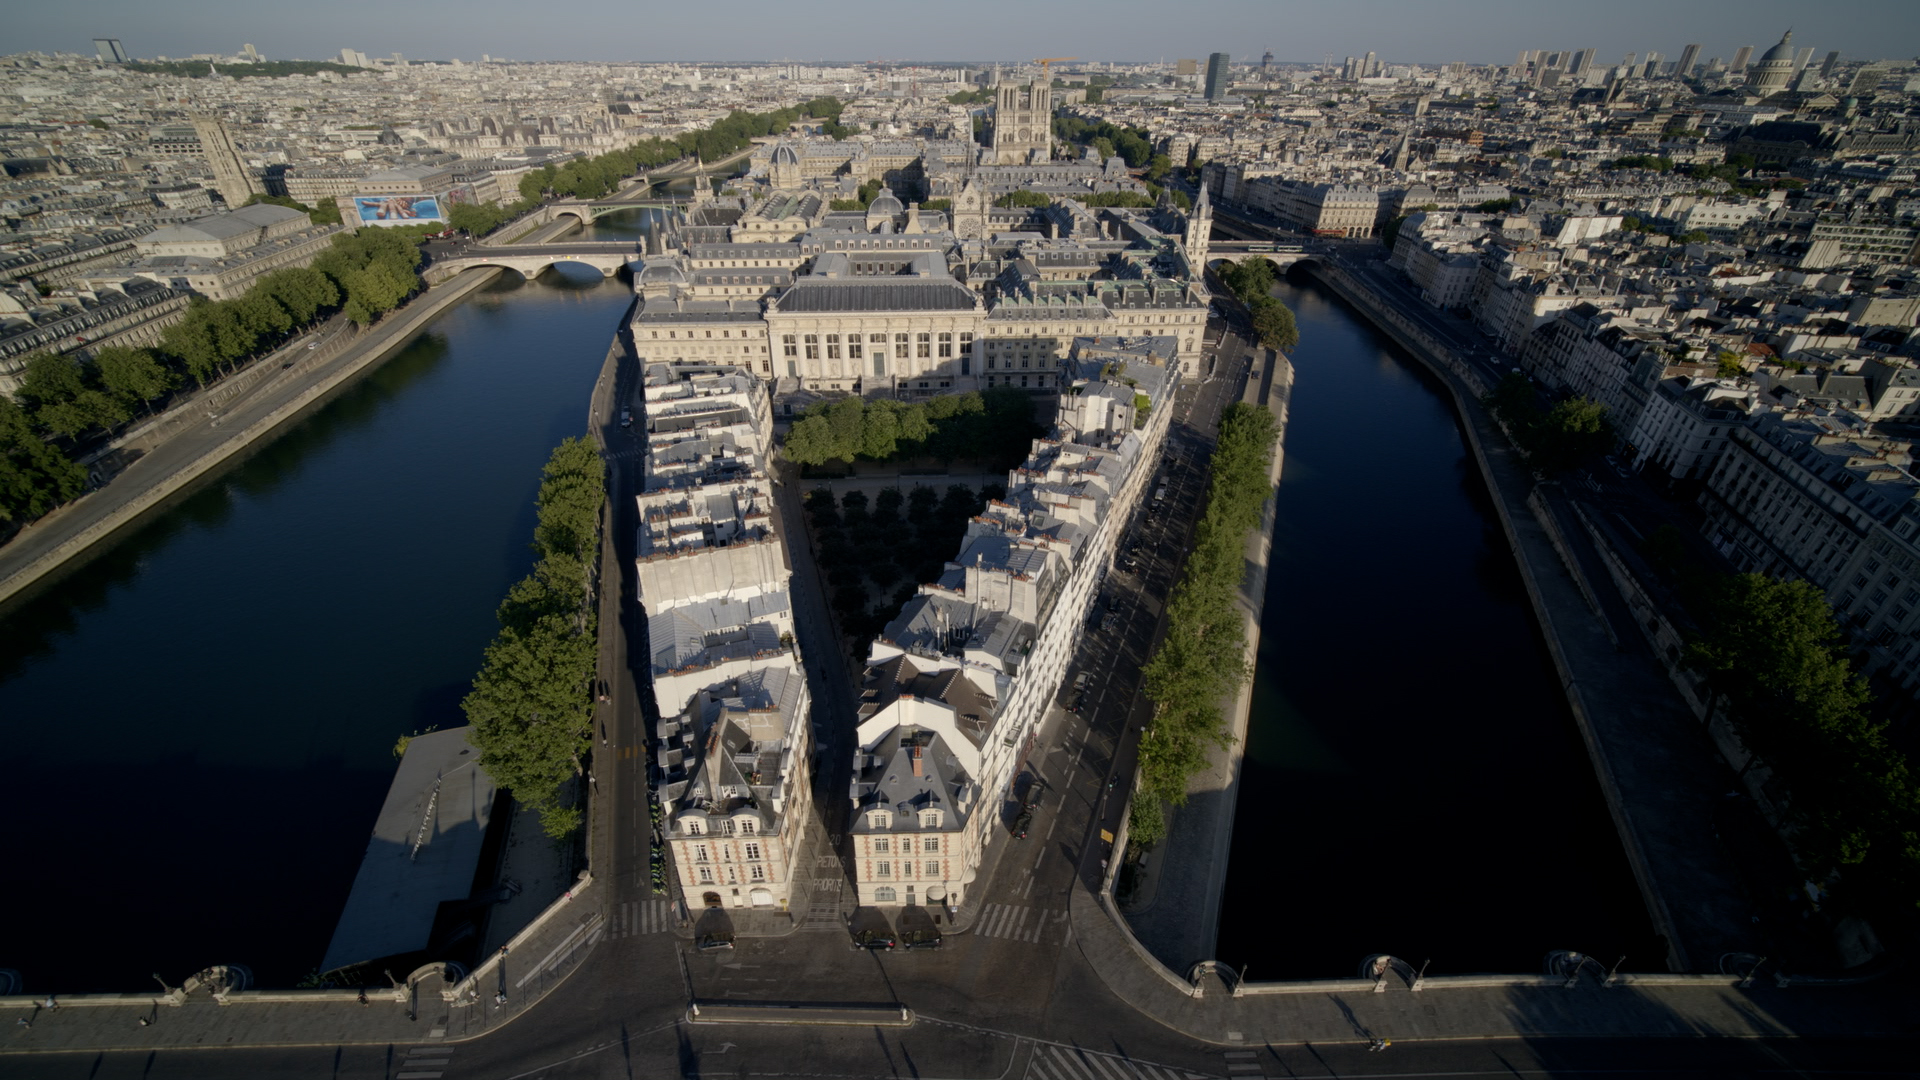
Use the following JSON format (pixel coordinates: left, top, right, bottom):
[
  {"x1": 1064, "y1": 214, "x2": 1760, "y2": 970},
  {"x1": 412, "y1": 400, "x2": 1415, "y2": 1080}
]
[{"x1": 352, "y1": 195, "x2": 446, "y2": 226}]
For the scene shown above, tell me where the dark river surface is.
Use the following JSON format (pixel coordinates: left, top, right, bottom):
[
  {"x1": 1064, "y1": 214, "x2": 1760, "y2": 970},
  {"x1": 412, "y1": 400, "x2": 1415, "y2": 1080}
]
[
  {"x1": 0, "y1": 210, "x2": 655, "y2": 991},
  {"x1": 1214, "y1": 273, "x2": 1660, "y2": 978}
]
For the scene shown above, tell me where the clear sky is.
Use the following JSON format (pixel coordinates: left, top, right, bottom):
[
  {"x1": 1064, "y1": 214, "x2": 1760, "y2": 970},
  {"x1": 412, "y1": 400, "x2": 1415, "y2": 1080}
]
[{"x1": 17, "y1": 0, "x2": 1920, "y2": 68}]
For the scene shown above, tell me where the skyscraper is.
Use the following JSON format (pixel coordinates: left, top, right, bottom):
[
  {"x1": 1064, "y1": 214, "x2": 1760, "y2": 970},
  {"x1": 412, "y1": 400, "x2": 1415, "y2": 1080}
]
[
  {"x1": 1732, "y1": 45, "x2": 1754, "y2": 73},
  {"x1": 1570, "y1": 48, "x2": 1594, "y2": 76},
  {"x1": 92, "y1": 38, "x2": 127, "y2": 63},
  {"x1": 1261, "y1": 49, "x2": 1273, "y2": 71},
  {"x1": 1204, "y1": 52, "x2": 1230, "y2": 100},
  {"x1": 189, "y1": 115, "x2": 261, "y2": 207},
  {"x1": 1792, "y1": 46, "x2": 1815, "y2": 73},
  {"x1": 1641, "y1": 52, "x2": 1663, "y2": 78},
  {"x1": 1675, "y1": 43, "x2": 1701, "y2": 79},
  {"x1": 1362, "y1": 50, "x2": 1377, "y2": 78},
  {"x1": 1819, "y1": 50, "x2": 1841, "y2": 78}
]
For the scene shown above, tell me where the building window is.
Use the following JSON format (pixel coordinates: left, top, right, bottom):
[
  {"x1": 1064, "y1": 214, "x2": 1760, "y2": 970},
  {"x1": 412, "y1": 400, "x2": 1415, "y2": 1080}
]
[
  {"x1": 872, "y1": 837, "x2": 890, "y2": 853},
  {"x1": 923, "y1": 837, "x2": 940, "y2": 852},
  {"x1": 895, "y1": 332, "x2": 909, "y2": 357},
  {"x1": 744, "y1": 842, "x2": 761, "y2": 860},
  {"x1": 827, "y1": 334, "x2": 841, "y2": 359},
  {"x1": 850, "y1": 339, "x2": 863, "y2": 360},
  {"x1": 874, "y1": 886, "x2": 896, "y2": 903},
  {"x1": 695, "y1": 845, "x2": 710, "y2": 862},
  {"x1": 698, "y1": 867, "x2": 714, "y2": 883},
  {"x1": 721, "y1": 819, "x2": 735, "y2": 835},
  {"x1": 750, "y1": 864, "x2": 766, "y2": 881},
  {"x1": 805, "y1": 334, "x2": 819, "y2": 360},
  {"x1": 938, "y1": 332, "x2": 953, "y2": 358},
  {"x1": 876, "y1": 861, "x2": 892, "y2": 877},
  {"x1": 685, "y1": 820, "x2": 703, "y2": 835},
  {"x1": 925, "y1": 861, "x2": 940, "y2": 877},
  {"x1": 917, "y1": 333, "x2": 931, "y2": 358},
  {"x1": 782, "y1": 334, "x2": 797, "y2": 357}
]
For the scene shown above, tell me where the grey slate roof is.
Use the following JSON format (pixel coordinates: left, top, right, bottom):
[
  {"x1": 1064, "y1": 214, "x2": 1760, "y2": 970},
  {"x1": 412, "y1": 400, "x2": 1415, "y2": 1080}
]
[{"x1": 774, "y1": 279, "x2": 979, "y2": 313}]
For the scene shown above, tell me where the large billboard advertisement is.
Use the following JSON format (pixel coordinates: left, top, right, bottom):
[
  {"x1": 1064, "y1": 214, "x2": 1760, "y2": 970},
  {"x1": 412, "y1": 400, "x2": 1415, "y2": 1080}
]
[{"x1": 353, "y1": 195, "x2": 446, "y2": 226}]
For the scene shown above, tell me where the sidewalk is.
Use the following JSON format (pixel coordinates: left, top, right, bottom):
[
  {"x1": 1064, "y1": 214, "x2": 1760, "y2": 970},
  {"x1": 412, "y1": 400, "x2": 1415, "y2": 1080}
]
[
  {"x1": 1, "y1": 877, "x2": 604, "y2": 1052},
  {"x1": 1070, "y1": 878, "x2": 1914, "y2": 1045}
]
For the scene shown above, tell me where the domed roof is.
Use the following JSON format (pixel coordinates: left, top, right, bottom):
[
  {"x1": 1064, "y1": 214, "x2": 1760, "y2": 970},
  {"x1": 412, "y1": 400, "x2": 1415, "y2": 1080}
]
[
  {"x1": 770, "y1": 142, "x2": 799, "y2": 166},
  {"x1": 1757, "y1": 30, "x2": 1794, "y2": 65},
  {"x1": 867, "y1": 188, "x2": 904, "y2": 216}
]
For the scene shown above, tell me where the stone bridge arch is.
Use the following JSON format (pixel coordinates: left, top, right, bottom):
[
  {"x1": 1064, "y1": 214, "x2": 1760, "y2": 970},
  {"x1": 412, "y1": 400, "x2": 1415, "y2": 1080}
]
[{"x1": 424, "y1": 254, "x2": 634, "y2": 286}]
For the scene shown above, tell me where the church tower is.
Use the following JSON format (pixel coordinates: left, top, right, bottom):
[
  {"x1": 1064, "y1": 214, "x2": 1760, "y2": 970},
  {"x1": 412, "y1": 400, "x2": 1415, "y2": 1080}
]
[
  {"x1": 952, "y1": 176, "x2": 989, "y2": 241},
  {"x1": 991, "y1": 79, "x2": 1052, "y2": 164},
  {"x1": 1184, "y1": 183, "x2": 1212, "y2": 271}
]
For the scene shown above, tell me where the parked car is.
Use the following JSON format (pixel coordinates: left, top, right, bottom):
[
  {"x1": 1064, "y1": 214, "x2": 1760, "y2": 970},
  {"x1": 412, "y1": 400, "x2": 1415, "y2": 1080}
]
[
  {"x1": 853, "y1": 930, "x2": 897, "y2": 951},
  {"x1": 694, "y1": 933, "x2": 735, "y2": 952}
]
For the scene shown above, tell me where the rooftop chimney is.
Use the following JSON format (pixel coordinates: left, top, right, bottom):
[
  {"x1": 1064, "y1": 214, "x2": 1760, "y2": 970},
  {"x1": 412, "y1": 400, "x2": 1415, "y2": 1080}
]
[{"x1": 911, "y1": 746, "x2": 924, "y2": 777}]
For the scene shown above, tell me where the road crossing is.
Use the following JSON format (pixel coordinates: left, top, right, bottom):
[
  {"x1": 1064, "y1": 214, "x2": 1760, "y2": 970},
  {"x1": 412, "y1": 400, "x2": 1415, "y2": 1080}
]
[
  {"x1": 604, "y1": 898, "x2": 674, "y2": 938},
  {"x1": 1024, "y1": 1043, "x2": 1212, "y2": 1080},
  {"x1": 973, "y1": 903, "x2": 1071, "y2": 946},
  {"x1": 394, "y1": 1044, "x2": 460, "y2": 1079}
]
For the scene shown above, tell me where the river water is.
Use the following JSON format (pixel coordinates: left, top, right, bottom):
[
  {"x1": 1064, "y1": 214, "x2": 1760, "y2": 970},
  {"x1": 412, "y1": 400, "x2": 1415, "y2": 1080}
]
[
  {"x1": 0, "y1": 211, "x2": 652, "y2": 991},
  {"x1": 1213, "y1": 274, "x2": 1660, "y2": 978}
]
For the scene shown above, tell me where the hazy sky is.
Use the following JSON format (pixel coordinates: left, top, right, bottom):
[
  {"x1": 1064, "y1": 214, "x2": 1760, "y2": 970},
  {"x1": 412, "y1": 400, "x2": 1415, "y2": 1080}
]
[{"x1": 17, "y1": 0, "x2": 1920, "y2": 67}]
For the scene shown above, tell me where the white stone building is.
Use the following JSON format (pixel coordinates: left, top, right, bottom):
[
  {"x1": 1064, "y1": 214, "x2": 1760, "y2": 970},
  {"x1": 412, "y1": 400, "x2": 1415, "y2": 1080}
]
[{"x1": 849, "y1": 341, "x2": 1177, "y2": 907}]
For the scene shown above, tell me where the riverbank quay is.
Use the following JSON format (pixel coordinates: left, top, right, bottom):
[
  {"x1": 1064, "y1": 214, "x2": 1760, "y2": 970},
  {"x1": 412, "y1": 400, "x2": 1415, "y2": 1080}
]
[
  {"x1": 1297, "y1": 257, "x2": 1752, "y2": 972},
  {"x1": 1119, "y1": 335, "x2": 1293, "y2": 974},
  {"x1": 1070, "y1": 873, "x2": 1913, "y2": 1044},
  {"x1": 0, "y1": 875, "x2": 606, "y2": 1055},
  {"x1": 0, "y1": 266, "x2": 504, "y2": 610}
]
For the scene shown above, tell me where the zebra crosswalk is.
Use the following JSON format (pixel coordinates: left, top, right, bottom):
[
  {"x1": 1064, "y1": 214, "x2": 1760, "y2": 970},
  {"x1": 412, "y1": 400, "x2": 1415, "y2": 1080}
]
[
  {"x1": 605, "y1": 898, "x2": 674, "y2": 938},
  {"x1": 1024, "y1": 1043, "x2": 1211, "y2": 1080},
  {"x1": 394, "y1": 1045, "x2": 457, "y2": 1080},
  {"x1": 974, "y1": 903, "x2": 1071, "y2": 945}
]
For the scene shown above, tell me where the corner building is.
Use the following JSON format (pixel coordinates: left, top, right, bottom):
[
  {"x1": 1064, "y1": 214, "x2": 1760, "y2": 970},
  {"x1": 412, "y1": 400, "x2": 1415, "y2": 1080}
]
[{"x1": 849, "y1": 342, "x2": 1178, "y2": 908}]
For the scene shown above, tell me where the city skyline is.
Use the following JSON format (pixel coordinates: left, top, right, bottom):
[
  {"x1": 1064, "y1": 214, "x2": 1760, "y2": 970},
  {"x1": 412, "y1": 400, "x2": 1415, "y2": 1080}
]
[{"x1": 17, "y1": 0, "x2": 1920, "y2": 68}]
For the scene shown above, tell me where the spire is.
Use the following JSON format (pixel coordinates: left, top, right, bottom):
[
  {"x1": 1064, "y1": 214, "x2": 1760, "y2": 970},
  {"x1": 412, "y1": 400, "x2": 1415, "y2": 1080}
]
[{"x1": 1193, "y1": 182, "x2": 1211, "y2": 217}]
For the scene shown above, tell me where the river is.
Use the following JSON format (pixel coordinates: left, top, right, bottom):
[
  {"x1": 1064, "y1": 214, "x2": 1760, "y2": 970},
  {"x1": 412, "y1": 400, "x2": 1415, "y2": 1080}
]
[
  {"x1": 1213, "y1": 273, "x2": 1661, "y2": 978},
  {"x1": 0, "y1": 211, "x2": 653, "y2": 991}
]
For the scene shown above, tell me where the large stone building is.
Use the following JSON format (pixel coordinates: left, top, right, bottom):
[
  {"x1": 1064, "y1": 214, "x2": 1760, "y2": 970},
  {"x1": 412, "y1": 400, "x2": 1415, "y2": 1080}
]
[
  {"x1": 1745, "y1": 31, "x2": 1798, "y2": 96},
  {"x1": 628, "y1": 174, "x2": 1212, "y2": 405},
  {"x1": 190, "y1": 116, "x2": 261, "y2": 208},
  {"x1": 991, "y1": 80, "x2": 1052, "y2": 165},
  {"x1": 849, "y1": 343, "x2": 1178, "y2": 908}
]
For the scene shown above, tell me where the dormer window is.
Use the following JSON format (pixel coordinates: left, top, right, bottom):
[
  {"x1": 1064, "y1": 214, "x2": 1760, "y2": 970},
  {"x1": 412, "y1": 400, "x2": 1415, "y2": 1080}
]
[
  {"x1": 738, "y1": 818, "x2": 757, "y2": 835},
  {"x1": 684, "y1": 819, "x2": 704, "y2": 836},
  {"x1": 919, "y1": 809, "x2": 943, "y2": 828},
  {"x1": 868, "y1": 809, "x2": 892, "y2": 829}
]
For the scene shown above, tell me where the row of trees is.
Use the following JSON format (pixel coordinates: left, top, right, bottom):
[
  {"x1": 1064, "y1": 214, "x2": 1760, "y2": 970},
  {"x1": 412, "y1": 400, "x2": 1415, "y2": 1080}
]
[
  {"x1": 1215, "y1": 258, "x2": 1301, "y2": 353},
  {"x1": 1128, "y1": 402, "x2": 1279, "y2": 844},
  {"x1": 1052, "y1": 117, "x2": 1156, "y2": 168},
  {"x1": 514, "y1": 98, "x2": 844, "y2": 203},
  {"x1": 781, "y1": 389, "x2": 1041, "y2": 471},
  {"x1": 1686, "y1": 573, "x2": 1919, "y2": 924},
  {"x1": 1, "y1": 226, "x2": 430, "y2": 527},
  {"x1": 1480, "y1": 371, "x2": 1615, "y2": 476},
  {"x1": 463, "y1": 438, "x2": 606, "y2": 839}
]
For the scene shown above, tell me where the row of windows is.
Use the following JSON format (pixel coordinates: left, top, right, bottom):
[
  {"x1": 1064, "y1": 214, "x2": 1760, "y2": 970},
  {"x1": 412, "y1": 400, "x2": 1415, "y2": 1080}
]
[
  {"x1": 681, "y1": 817, "x2": 757, "y2": 835},
  {"x1": 691, "y1": 841, "x2": 764, "y2": 862},
  {"x1": 871, "y1": 861, "x2": 944, "y2": 878},
  {"x1": 869, "y1": 836, "x2": 942, "y2": 854},
  {"x1": 694, "y1": 864, "x2": 766, "y2": 883},
  {"x1": 781, "y1": 332, "x2": 972, "y2": 361}
]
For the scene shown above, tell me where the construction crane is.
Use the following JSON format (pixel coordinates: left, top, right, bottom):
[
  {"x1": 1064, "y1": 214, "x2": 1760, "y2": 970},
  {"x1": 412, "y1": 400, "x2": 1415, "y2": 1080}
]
[{"x1": 1034, "y1": 57, "x2": 1078, "y2": 80}]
